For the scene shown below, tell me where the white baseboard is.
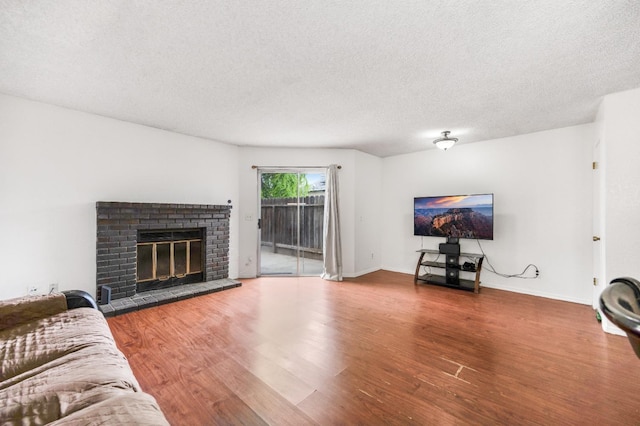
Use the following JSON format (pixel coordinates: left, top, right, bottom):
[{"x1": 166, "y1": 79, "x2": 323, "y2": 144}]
[
  {"x1": 480, "y1": 282, "x2": 591, "y2": 305},
  {"x1": 346, "y1": 267, "x2": 383, "y2": 278},
  {"x1": 380, "y1": 267, "x2": 592, "y2": 305},
  {"x1": 381, "y1": 266, "x2": 415, "y2": 276}
]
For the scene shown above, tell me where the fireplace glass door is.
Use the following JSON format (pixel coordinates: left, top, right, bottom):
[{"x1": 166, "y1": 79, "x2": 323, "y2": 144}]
[{"x1": 136, "y1": 229, "x2": 203, "y2": 292}]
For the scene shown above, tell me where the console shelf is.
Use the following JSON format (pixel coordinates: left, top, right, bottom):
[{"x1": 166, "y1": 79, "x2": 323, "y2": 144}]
[{"x1": 414, "y1": 249, "x2": 484, "y2": 293}]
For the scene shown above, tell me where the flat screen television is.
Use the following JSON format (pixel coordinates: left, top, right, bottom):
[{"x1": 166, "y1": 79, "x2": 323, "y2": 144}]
[{"x1": 414, "y1": 194, "x2": 494, "y2": 240}]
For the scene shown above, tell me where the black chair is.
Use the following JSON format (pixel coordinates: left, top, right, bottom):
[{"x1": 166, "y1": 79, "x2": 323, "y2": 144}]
[{"x1": 599, "y1": 277, "x2": 640, "y2": 359}]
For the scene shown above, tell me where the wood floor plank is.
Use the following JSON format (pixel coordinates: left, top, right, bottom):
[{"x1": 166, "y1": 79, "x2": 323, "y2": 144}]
[
  {"x1": 253, "y1": 340, "x2": 339, "y2": 390},
  {"x1": 208, "y1": 358, "x2": 317, "y2": 426},
  {"x1": 199, "y1": 396, "x2": 268, "y2": 426},
  {"x1": 108, "y1": 271, "x2": 640, "y2": 424},
  {"x1": 224, "y1": 343, "x2": 317, "y2": 406}
]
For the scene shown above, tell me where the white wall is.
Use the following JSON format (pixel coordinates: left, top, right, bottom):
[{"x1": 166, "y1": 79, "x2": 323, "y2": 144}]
[
  {"x1": 0, "y1": 92, "x2": 612, "y2": 306},
  {"x1": 354, "y1": 151, "x2": 383, "y2": 276},
  {"x1": 381, "y1": 125, "x2": 595, "y2": 304},
  {"x1": 0, "y1": 94, "x2": 240, "y2": 300},
  {"x1": 236, "y1": 147, "x2": 383, "y2": 278},
  {"x1": 600, "y1": 87, "x2": 640, "y2": 282},
  {"x1": 597, "y1": 87, "x2": 640, "y2": 334}
]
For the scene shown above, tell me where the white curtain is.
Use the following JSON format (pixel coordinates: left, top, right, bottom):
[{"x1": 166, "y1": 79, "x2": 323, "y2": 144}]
[{"x1": 321, "y1": 164, "x2": 343, "y2": 281}]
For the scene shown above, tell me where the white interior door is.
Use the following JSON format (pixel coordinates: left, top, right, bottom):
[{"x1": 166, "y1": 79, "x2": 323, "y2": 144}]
[{"x1": 592, "y1": 138, "x2": 605, "y2": 310}]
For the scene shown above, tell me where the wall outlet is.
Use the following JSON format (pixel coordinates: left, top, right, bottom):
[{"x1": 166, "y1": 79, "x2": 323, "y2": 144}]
[
  {"x1": 49, "y1": 282, "x2": 59, "y2": 293},
  {"x1": 27, "y1": 285, "x2": 39, "y2": 295}
]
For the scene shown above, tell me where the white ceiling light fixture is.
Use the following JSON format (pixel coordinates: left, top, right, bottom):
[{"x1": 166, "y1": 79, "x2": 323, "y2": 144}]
[{"x1": 433, "y1": 131, "x2": 458, "y2": 151}]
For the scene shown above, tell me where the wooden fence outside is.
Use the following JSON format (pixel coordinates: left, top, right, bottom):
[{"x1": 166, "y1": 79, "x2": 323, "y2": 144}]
[{"x1": 260, "y1": 195, "x2": 324, "y2": 258}]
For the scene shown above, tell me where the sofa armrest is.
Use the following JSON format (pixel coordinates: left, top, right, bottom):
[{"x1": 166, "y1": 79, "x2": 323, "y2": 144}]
[
  {"x1": 0, "y1": 293, "x2": 68, "y2": 331},
  {"x1": 63, "y1": 290, "x2": 98, "y2": 310}
]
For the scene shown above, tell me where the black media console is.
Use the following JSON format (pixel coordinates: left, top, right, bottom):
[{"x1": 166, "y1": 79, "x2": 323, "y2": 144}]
[{"x1": 414, "y1": 242, "x2": 484, "y2": 293}]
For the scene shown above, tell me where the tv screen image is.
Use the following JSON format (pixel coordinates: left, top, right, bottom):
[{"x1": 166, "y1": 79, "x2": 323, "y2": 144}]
[{"x1": 414, "y1": 194, "x2": 494, "y2": 240}]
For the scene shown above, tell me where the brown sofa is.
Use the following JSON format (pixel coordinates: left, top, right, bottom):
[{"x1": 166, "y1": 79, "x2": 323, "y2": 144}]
[{"x1": 0, "y1": 292, "x2": 169, "y2": 425}]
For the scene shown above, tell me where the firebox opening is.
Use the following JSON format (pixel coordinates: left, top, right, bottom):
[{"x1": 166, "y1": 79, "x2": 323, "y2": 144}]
[{"x1": 136, "y1": 228, "x2": 205, "y2": 293}]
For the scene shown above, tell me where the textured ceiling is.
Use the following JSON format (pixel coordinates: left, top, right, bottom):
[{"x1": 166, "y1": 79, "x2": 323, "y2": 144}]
[{"x1": 1, "y1": 1, "x2": 639, "y2": 157}]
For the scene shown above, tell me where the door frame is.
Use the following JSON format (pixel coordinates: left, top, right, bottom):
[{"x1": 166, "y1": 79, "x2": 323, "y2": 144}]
[
  {"x1": 592, "y1": 138, "x2": 605, "y2": 310},
  {"x1": 256, "y1": 167, "x2": 325, "y2": 277}
]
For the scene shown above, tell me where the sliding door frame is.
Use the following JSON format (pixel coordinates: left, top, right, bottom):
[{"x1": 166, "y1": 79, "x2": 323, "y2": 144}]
[{"x1": 257, "y1": 167, "x2": 325, "y2": 277}]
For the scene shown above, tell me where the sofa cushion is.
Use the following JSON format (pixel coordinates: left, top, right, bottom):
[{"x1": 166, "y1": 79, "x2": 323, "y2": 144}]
[
  {"x1": 0, "y1": 295, "x2": 169, "y2": 425},
  {"x1": 0, "y1": 293, "x2": 67, "y2": 332}
]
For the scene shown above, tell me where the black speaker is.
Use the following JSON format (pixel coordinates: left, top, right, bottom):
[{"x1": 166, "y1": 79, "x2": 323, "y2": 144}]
[
  {"x1": 446, "y1": 268, "x2": 459, "y2": 284},
  {"x1": 100, "y1": 285, "x2": 112, "y2": 305},
  {"x1": 439, "y1": 243, "x2": 460, "y2": 255},
  {"x1": 446, "y1": 255, "x2": 459, "y2": 266}
]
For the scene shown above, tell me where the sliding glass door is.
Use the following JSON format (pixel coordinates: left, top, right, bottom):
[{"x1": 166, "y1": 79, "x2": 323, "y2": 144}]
[{"x1": 258, "y1": 169, "x2": 325, "y2": 276}]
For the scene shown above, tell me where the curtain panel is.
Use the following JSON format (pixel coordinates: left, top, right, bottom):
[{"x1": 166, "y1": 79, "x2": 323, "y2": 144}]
[{"x1": 321, "y1": 164, "x2": 342, "y2": 281}]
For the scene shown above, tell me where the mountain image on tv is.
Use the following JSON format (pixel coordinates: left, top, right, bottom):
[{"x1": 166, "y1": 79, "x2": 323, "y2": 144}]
[{"x1": 414, "y1": 194, "x2": 494, "y2": 240}]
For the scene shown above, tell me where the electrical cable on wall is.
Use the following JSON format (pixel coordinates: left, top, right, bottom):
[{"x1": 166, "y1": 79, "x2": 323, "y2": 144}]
[
  {"x1": 420, "y1": 252, "x2": 442, "y2": 277},
  {"x1": 476, "y1": 240, "x2": 540, "y2": 279}
]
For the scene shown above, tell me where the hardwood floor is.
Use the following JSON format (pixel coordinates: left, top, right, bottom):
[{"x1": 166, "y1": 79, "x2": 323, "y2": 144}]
[{"x1": 107, "y1": 271, "x2": 640, "y2": 425}]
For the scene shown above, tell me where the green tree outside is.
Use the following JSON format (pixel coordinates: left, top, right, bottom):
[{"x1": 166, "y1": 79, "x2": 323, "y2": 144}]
[{"x1": 261, "y1": 173, "x2": 310, "y2": 199}]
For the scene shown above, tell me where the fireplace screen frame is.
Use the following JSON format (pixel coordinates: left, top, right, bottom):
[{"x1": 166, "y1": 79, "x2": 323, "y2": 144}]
[
  {"x1": 135, "y1": 227, "x2": 206, "y2": 293},
  {"x1": 136, "y1": 238, "x2": 203, "y2": 282}
]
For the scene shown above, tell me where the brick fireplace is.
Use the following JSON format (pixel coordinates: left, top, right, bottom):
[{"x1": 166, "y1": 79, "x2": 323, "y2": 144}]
[{"x1": 96, "y1": 202, "x2": 238, "y2": 314}]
